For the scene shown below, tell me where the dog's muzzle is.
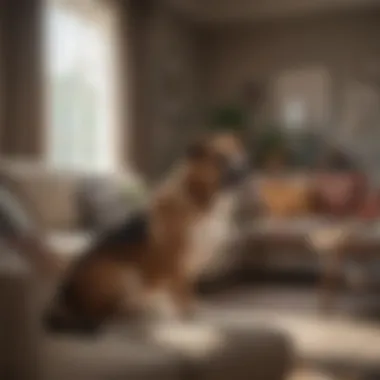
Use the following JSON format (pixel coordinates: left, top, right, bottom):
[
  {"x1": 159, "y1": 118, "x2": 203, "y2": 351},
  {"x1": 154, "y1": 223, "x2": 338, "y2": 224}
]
[{"x1": 222, "y1": 156, "x2": 249, "y2": 188}]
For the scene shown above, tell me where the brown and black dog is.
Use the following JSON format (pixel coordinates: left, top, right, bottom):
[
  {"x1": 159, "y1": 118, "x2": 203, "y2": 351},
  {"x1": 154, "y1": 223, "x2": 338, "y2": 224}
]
[{"x1": 44, "y1": 132, "x2": 249, "y2": 333}]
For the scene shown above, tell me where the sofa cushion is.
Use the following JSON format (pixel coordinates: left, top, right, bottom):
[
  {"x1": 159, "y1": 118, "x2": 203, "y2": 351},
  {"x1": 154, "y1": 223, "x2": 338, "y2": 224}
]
[
  {"x1": 41, "y1": 322, "x2": 292, "y2": 380},
  {"x1": 314, "y1": 172, "x2": 367, "y2": 217},
  {"x1": 0, "y1": 161, "x2": 80, "y2": 230},
  {"x1": 76, "y1": 173, "x2": 147, "y2": 232},
  {"x1": 42, "y1": 335, "x2": 182, "y2": 380},
  {"x1": 257, "y1": 176, "x2": 313, "y2": 218},
  {"x1": 0, "y1": 160, "x2": 148, "y2": 232}
]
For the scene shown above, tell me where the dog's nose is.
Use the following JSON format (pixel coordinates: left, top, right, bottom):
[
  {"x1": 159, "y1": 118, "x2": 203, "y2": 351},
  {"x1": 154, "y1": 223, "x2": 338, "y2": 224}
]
[
  {"x1": 223, "y1": 156, "x2": 249, "y2": 187},
  {"x1": 231, "y1": 154, "x2": 248, "y2": 171}
]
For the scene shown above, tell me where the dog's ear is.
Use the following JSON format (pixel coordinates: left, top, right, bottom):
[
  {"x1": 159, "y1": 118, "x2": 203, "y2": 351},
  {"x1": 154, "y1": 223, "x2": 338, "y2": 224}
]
[{"x1": 186, "y1": 140, "x2": 208, "y2": 161}]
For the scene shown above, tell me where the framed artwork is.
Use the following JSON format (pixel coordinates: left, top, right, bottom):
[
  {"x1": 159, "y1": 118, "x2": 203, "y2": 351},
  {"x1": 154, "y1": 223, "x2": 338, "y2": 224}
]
[{"x1": 272, "y1": 67, "x2": 331, "y2": 130}]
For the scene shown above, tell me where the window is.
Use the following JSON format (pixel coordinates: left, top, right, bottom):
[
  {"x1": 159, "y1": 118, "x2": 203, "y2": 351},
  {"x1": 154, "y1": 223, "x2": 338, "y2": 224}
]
[{"x1": 44, "y1": 0, "x2": 119, "y2": 172}]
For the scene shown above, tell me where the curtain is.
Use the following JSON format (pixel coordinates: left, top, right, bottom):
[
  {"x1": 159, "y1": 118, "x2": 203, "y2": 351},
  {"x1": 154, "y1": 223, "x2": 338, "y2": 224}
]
[
  {"x1": 119, "y1": 0, "x2": 157, "y2": 177},
  {"x1": 0, "y1": 0, "x2": 44, "y2": 158}
]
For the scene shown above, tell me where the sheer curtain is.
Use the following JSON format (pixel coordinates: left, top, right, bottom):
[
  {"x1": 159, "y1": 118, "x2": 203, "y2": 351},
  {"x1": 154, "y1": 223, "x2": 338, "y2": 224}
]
[{"x1": 44, "y1": 0, "x2": 120, "y2": 172}]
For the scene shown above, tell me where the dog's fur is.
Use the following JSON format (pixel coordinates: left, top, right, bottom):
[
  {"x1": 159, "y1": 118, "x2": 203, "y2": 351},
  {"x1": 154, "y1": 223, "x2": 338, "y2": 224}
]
[{"x1": 44, "y1": 133, "x2": 248, "y2": 333}]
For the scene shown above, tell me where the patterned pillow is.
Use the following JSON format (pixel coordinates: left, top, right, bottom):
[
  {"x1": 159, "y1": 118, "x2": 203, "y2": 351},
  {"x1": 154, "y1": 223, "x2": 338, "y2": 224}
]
[
  {"x1": 314, "y1": 172, "x2": 367, "y2": 217},
  {"x1": 77, "y1": 174, "x2": 147, "y2": 232}
]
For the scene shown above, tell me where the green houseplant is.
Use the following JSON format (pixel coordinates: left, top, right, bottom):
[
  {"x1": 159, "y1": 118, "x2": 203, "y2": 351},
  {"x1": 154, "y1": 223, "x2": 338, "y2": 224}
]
[
  {"x1": 209, "y1": 106, "x2": 290, "y2": 169},
  {"x1": 210, "y1": 105, "x2": 247, "y2": 132},
  {"x1": 254, "y1": 124, "x2": 290, "y2": 169}
]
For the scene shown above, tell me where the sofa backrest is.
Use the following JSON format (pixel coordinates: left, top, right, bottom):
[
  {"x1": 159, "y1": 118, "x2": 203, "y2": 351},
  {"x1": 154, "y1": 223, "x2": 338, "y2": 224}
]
[
  {"x1": 0, "y1": 161, "x2": 80, "y2": 231},
  {"x1": 0, "y1": 160, "x2": 148, "y2": 232}
]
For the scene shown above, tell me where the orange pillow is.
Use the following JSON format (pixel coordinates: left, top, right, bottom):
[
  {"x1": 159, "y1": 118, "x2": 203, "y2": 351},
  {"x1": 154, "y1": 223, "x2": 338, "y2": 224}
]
[{"x1": 259, "y1": 177, "x2": 312, "y2": 217}]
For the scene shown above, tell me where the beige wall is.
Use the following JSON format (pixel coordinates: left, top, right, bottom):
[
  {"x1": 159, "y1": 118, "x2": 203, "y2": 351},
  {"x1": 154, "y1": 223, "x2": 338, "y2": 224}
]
[
  {"x1": 200, "y1": 10, "x2": 380, "y2": 133},
  {"x1": 125, "y1": 5, "x2": 380, "y2": 177}
]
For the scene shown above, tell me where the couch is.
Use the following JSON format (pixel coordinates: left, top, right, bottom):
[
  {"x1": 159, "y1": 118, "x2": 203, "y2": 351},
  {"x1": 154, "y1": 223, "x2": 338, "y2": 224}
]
[{"x1": 0, "y1": 161, "x2": 294, "y2": 380}]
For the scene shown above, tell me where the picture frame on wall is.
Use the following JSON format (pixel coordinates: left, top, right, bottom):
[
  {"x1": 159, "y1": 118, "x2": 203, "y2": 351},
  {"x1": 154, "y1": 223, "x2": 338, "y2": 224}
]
[
  {"x1": 267, "y1": 67, "x2": 332, "y2": 167},
  {"x1": 271, "y1": 66, "x2": 331, "y2": 131}
]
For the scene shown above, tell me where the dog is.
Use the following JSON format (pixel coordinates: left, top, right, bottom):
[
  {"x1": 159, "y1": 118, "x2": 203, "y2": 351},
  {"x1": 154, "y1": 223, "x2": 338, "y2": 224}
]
[{"x1": 44, "y1": 132, "x2": 249, "y2": 333}]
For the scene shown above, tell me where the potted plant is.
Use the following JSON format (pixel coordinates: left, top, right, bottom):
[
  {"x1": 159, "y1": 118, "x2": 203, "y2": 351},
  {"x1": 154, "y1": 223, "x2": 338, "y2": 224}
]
[
  {"x1": 209, "y1": 105, "x2": 247, "y2": 133},
  {"x1": 254, "y1": 125, "x2": 290, "y2": 170}
]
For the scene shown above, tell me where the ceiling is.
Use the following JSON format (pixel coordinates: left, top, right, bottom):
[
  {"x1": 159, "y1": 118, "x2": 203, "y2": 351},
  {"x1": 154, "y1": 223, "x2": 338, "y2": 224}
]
[{"x1": 165, "y1": 0, "x2": 380, "y2": 24}]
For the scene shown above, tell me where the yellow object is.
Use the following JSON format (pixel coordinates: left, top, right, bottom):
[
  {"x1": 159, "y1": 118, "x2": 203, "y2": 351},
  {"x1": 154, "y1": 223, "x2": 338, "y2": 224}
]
[{"x1": 259, "y1": 177, "x2": 311, "y2": 217}]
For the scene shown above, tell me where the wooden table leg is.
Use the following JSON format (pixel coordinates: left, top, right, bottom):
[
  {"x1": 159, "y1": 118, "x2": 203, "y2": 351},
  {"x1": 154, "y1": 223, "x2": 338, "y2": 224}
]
[{"x1": 318, "y1": 246, "x2": 344, "y2": 313}]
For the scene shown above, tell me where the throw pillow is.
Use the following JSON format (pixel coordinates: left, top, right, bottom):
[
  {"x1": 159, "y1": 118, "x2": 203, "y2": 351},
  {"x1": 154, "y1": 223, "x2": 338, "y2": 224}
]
[
  {"x1": 314, "y1": 172, "x2": 367, "y2": 217},
  {"x1": 258, "y1": 176, "x2": 312, "y2": 218},
  {"x1": 77, "y1": 173, "x2": 148, "y2": 232}
]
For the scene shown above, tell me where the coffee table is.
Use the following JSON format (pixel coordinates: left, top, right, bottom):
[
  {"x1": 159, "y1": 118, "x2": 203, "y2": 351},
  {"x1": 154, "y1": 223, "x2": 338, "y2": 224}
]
[
  {"x1": 247, "y1": 219, "x2": 380, "y2": 313},
  {"x1": 307, "y1": 224, "x2": 354, "y2": 312}
]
